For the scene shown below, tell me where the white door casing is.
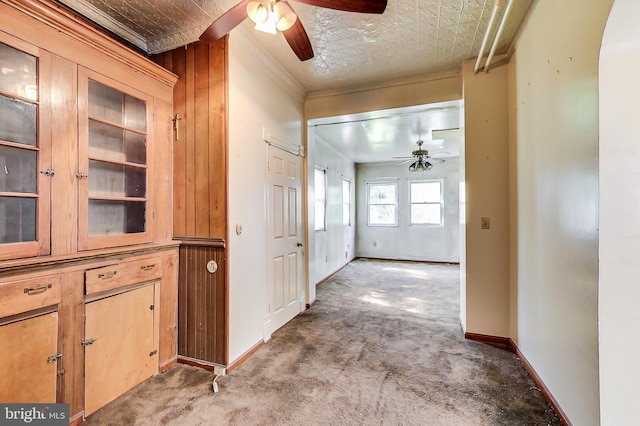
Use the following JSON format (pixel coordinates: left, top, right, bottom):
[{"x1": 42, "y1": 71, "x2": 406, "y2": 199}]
[{"x1": 266, "y1": 144, "x2": 303, "y2": 337}]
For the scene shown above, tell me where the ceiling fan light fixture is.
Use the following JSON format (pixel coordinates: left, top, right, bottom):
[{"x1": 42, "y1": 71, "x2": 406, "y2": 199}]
[
  {"x1": 274, "y1": 1, "x2": 297, "y2": 31},
  {"x1": 254, "y1": 10, "x2": 278, "y2": 34},
  {"x1": 409, "y1": 159, "x2": 433, "y2": 172},
  {"x1": 247, "y1": 0, "x2": 270, "y2": 24}
]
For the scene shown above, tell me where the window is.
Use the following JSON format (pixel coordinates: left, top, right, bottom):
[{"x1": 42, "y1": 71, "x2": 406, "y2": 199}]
[
  {"x1": 314, "y1": 168, "x2": 326, "y2": 231},
  {"x1": 367, "y1": 182, "x2": 398, "y2": 226},
  {"x1": 410, "y1": 180, "x2": 443, "y2": 225},
  {"x1": 342, "y1": 179, "x2": 351, "y2": 226}
]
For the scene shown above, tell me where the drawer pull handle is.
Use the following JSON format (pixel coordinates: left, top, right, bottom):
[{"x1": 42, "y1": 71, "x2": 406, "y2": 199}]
[
  {"x1": 24, "y1": 283, "x2": 52, "y2": 295},
  {"x1": 140, "y1": 264, "x2": 156, "y2": 271},
  {"x1": 97, "y1": 271, "x2": 117, "y2": 279}
]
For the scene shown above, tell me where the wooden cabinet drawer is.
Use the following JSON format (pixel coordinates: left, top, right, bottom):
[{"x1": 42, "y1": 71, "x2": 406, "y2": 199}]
[
  {"x1": 85, "y1": 258, "x2": 161, "y2": 295},
  {"x1": 0, "y1": 275, "x2": 61, "y2": 318}
]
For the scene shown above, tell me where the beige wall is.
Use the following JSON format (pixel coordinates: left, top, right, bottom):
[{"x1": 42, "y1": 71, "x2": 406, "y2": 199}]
[
  {"x1": 511, "y1": 0, "x2": 612, "y2": 424},
  {"x1": 227, "y1": 32, "x2": 305, "y2": 363},
  {"x1": 599, "y1": 0, "x2": 640, "y2": 422},
  {"x1": 305, "y1": 74, "x2": 462, "y2": 120},
  {"x1": 461, "y1": 60, "x2": 511, "y2": 337}
]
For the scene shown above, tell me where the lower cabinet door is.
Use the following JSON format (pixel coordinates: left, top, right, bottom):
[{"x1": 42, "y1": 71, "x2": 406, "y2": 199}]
[
  {"x1": 84, "y1": 284, "x2": 157, "y2": 416},
  {"x1": 0, "y1": 312, "x2": 58, "y2": 403}
]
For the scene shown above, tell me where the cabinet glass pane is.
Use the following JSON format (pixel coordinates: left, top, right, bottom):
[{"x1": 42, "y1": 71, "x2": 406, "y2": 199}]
[
  {"x1": 88, "y1": 120, "x2": 146, "y2": 164},
  {"x1": 88, "y1": 200, "x2": 145, "y2": 236},
  {"x1": 88, "y1": 80, "x2": 123, "y2": 124},
  {"x1": 0, "y1": 43, "x2": 37, "y2": 101},
  {"x1": 88, "y1": 80, "x2": 146, "y2": 132},
  {"x1": 0, "y1": 146, "x2": 37, "y2": 193},
  {"x1": 0, "y1": 197, "x2": 36, "y2": 243},
  {"x1": 89, "y1": 161, "x2": 146, "y2": 198},
  {"x1": 0, "y1": 95, "x2": 37, "y2": 146}
]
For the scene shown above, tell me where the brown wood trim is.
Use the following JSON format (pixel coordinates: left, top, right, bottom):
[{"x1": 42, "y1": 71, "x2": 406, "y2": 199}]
[
  {"x1": 160, "y1": 357, "x2": 178, "y2": 372},
  {"x1": 2, "y1": 0, "x2": 177, "y2": 87},
  {"x1": 174, "y1": 237, "x2": 226, "y2": 248},
  {"x1": 177, "y1": 355, "x2": 222, "y2": 371},
  {"x1": 464, "y1": 332, "x2": 515, "y2": 351},
  {"x1": 0, "y1": 242, "x2": 180, "y2": 276},
  {"x1": 69, "y1": 411, "x2": 84, "y2": 426},
  {"x1": 355, "y1": 256, "x2": 460, "y2": 265},
  {"x1": 513, "y1": 345, "x2": 572, "y2": 426},
  {"x1": 226, "y1": 340, "x2": 264, "y2": 374},
  {"x1": 315, "y1": 263, "x2": 350, "y2": 286},
  {"x1": 464, "y1": 333, "x2": 571, "y2": 426}
]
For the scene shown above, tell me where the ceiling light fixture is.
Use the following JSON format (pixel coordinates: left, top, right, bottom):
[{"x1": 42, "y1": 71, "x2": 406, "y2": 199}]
[
  {"x1": 409, "y1": 157, "x2": 433, "y2": 172},
  {"x1": 247, "y1": 0, "x2": 297, "y2": 35}
]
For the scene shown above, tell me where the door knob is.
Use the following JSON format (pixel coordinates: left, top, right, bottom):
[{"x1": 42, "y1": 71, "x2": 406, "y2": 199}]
[{"x1": 297, "y1": 242, "x2": 303, "y2": 247}]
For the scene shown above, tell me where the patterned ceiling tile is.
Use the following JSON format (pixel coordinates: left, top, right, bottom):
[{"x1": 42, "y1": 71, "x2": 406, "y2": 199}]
[{"x1": 57, "y1": 0, "x2": 535, "y2": 92}]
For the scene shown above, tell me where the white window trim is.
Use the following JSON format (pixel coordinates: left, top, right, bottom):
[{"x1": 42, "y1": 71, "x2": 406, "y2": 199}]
[
  {"x1": 314, "y1": 167, "x2": 326, "y2": 231},
  {"x1": 342, "y1": 178, "x2": 351, "y2": 227},
  {"x1": 367, "y1": 181, "x2": 399, "y2": 227},
  {"x1": 409, "y1": 179, "x2": 444, "y2": 227}
]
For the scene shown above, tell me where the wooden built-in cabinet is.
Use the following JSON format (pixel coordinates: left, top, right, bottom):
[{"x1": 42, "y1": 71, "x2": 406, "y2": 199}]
[{"x1": 0, "y1": 0, "x2": 178, "y2": 423}]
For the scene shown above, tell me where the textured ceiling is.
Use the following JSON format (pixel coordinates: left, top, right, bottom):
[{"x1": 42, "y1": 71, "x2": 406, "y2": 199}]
[
  {"x1": 54, "y1": 0, "x2": 534, "y2": 163},
  {"x1": 56, "y1": 0, "x2": 534, "y2": 93}
]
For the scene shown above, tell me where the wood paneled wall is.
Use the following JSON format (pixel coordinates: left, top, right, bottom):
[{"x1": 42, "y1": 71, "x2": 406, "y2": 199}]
[
  {"x1": 152, "y1": 38, "x2": 228, "y2": 239},
  {"x1": 152, "y1": 39, "x2": 229, "y2": 366},
  {"x1": 177, "y1": 240, "x2": 226, "y2": 365}
]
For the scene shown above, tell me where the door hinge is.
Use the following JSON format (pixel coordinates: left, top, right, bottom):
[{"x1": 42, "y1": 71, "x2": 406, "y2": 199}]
[
  {"x1": 149, "y1": 304, "x2": 155, "y2": 311},
  {"x1": 81, "y1": 338, "x2": 96, "y2": 347},
  {"x1": 75, "y1": 171, "x2": 88, "y2": 180},
  {"x1": 149, "y1": 349, "x2": 158, "y2": 357},
  {"x1": 57, "y1": 369, "x2": 66, "y2": 377},
  {"x1": 47, "y1": 352, "x2": 62, "y2": 363},
  {"x1": 40, "y1": 168, "x2": 55, "y2": 177}
]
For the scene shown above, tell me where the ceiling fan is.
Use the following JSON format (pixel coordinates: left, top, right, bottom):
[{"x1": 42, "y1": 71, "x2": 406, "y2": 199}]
[
  {"x1": 199, "y1": 0, "x2": 388, "y2": 61},
  {"x1": 393, "y1": 140, "x2": 446, "y2": 172}
]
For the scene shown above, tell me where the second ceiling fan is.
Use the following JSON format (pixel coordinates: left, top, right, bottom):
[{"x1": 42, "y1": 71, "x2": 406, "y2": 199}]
[{"x1": 199, "y1": 0, "x2": 387, "y2": 61}]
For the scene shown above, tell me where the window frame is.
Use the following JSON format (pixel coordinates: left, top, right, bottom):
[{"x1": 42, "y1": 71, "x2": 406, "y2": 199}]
[
  {"x1": 366, "y1": 181, "x2": 399, "y2": 227},
  {"x1": 314, "y1": 167, "x2": 326, "y2": 232},
  {"x1": 409, "y1": 179, "x2": 444, "y2": 227},
  {"x1": 342, "y1": 178, "x2": 351, "y2": 227}
]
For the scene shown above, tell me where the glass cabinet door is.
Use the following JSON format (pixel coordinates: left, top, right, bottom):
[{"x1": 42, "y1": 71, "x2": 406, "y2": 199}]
[
  {"x1": 78, "y1": 69, "x2": 153, "y2": 250},
  {"x1": 0, "y1": 39, "x2": 50, "y2": 260}
]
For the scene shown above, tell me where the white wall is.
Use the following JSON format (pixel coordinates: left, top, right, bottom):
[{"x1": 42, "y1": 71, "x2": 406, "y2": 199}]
[
  {"x1": 599, "y1": 0, "x2": 640, "y2": 422},
  {"x1": 307, "y1": 132, "x2": 356, "y2": 287},
  {"x1": 511, "y1": 1, "x2": 611, "y2": 424},
  {"x1": 355, "y1": 159, "x2": 459, "y2": 262},
  {"x1": 227, "y1": 32, "x2": 305, "y2": 363}
]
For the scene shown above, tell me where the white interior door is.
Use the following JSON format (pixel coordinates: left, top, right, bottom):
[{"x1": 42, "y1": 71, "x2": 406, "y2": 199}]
[{"x1": 266, "y1": 145, "x2": 303, "y2": 335}]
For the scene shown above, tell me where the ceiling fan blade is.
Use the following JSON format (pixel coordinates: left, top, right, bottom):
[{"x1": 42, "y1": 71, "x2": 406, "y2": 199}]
[
  {"x1": 428, "y1": 158, "x2": 446, "y2": 164},
  {"x1": 200, "y1": 0, "x2": 251, "y2": 42},
  {"x1": 283, "y1": 17, "x2": 314, "y2": 61},
  {"x1": 396, "y1": 159, "x2": 413, "y2": 165},
  {"x1": 294, "y1": 0, "x2": 387, "y2": 14},
  {"x1": 391, "y1": 156, "x2": 413, "y2": 159}
]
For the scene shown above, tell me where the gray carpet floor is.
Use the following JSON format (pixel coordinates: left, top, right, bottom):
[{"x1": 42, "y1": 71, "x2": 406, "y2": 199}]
[{"x1": 85, "y1": 259, "x2": 560, "y2": 425}]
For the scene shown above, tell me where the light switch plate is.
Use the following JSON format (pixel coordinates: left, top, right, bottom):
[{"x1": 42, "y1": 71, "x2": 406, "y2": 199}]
[{"x1": 481, "y1": 217, "x2": 491, "y2": 229}]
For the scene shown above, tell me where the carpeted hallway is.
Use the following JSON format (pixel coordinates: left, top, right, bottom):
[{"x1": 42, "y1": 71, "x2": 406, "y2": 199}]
[{"x1": 85, "y1": 259, "x2": 560, "y2": 425}]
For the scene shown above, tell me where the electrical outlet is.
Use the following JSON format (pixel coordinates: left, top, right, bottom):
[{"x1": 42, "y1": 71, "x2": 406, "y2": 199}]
[
  {"x1": 481, "y1": 217, "x2": 491, "y2": 230},
  {"x1": 213, "y1": 366, "x2": 226, "y2": 377}
]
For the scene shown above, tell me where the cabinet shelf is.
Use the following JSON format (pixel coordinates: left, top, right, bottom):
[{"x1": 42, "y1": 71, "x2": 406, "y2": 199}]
[
  {"x1": 88, "y1": 116, "x2": 146, "y2": 136},
  {"x1": 88, "y1": 156, "x2": 147, "y2": 169},
  {"x1": 88, "y1": 195, "x2": 146, "y2": 202},
  {"x1": 0, "y1": 191, "x2": 38, "y2": 198}
]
